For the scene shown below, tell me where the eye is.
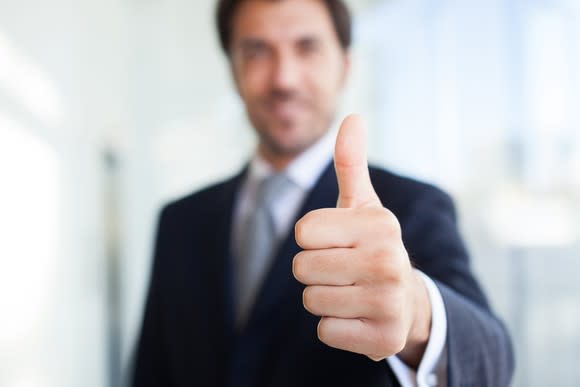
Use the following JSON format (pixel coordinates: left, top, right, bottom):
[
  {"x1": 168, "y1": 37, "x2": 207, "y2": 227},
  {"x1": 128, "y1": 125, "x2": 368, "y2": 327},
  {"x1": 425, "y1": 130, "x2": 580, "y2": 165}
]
[
  {"x1": 241, "y1": 40, "x2": 270, "y2": 60},
  {"x1": 297, "y1": 38, "x2": 320, "y2": 56}
]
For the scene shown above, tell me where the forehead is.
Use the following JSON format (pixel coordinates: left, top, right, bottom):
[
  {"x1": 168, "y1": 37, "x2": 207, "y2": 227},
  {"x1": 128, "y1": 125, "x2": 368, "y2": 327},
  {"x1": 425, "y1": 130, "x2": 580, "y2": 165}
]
[{"x1": 232, "y1": 0, "x2": 339, "y2": 44}]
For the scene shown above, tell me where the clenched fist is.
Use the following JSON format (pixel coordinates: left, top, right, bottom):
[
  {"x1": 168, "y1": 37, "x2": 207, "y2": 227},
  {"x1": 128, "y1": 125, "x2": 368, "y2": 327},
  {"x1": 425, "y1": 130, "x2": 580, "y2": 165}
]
[{"x1": 292, "y1": 114, "x2": 432, "y2": 367}]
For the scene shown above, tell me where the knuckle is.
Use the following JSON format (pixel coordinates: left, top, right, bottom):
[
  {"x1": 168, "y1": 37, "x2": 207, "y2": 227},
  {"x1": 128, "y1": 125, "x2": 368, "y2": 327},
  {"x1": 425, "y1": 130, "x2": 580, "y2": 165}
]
[
  {"x1": 376, "y1": 325, "x2": 406, "y2": 355},
  {"x1": 373, "y1": 329, "x2": 390, "y2": 354},
  {"x1": 371, "y1": 245, "x2": 391, "y2": 261},
  {"x1": 389, "y1": 261, "x2": 405, "y2": 284},
  {"x1": 369, "y1": 247, "x2": 408, "y2": 283},
  {"x1": 371, "y1": 251, "x2": 393, "y2": 278},
  {"x1": 391, "y1": 250, "x2": 411, "y2": 280},
  {"x1": 391, "y1": 325, "x2": 407, "y2": 353},
  {"x1": 366, "y1": 290, "x2": 390, "y2": 317},
  {"x1": 372, "y1": 207, "x2": 401, "y2": 237},
  {"x1": 365, "y1": 286, "x2": 406, "y2": 322},
  {"x1": 389, "y1": 290, "x2": 405, "y2": 316}
]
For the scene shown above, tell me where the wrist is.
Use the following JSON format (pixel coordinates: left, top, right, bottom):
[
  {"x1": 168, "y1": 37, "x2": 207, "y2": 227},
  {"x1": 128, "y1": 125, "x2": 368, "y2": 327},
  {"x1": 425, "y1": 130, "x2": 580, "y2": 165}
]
[{"x1": 398, "y1": 270, "x2": 432, "y2": 368}]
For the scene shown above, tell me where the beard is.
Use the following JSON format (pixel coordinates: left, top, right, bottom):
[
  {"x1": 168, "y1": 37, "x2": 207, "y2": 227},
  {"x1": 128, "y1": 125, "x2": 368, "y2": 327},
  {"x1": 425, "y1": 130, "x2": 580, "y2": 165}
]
[{"x1": 247, "y1": 88, "x2": 333, "y2": 157}]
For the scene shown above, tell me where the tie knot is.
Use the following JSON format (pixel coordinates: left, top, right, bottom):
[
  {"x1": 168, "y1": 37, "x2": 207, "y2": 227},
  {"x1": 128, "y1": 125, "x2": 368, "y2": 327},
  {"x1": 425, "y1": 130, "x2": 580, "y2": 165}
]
[{"x1": 256, "y1": 173, "x2": 291, "y2": 208}]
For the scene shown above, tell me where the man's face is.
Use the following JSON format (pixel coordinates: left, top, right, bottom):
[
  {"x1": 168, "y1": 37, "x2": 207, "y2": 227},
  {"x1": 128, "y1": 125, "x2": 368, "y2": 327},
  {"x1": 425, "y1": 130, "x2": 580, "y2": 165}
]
[{"x1": 230, "y1": 0, "x2": 350, "y2": 157}]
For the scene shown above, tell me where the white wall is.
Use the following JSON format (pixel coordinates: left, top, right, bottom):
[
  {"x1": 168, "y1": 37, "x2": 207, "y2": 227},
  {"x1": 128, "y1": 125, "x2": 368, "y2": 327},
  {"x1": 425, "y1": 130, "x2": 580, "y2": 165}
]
[{"x1": 0, "y1": 0, "x2": 130, "y2": 386}]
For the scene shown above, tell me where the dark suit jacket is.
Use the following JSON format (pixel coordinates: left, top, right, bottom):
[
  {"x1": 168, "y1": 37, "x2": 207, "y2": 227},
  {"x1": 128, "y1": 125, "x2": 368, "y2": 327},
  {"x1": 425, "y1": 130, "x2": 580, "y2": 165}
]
[{"x1": 131, "y1": 162, "x2": 514, "y2": 387}]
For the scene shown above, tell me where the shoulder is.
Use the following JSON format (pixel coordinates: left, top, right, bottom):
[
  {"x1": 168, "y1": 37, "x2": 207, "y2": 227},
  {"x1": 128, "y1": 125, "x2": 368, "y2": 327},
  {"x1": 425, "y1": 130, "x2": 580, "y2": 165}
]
[
  {"x1": 369, "y1": 166, "x2": 449, "y2": 203},
  {"x1": 158, "y1": 171, "x2": 244, "y2": 225},
  {"x1": 167, "y1": 179, "x2": 233, "y2": 212},
  {"x1": 369, "y1": 167, "x2": 456, "y2": 227}
]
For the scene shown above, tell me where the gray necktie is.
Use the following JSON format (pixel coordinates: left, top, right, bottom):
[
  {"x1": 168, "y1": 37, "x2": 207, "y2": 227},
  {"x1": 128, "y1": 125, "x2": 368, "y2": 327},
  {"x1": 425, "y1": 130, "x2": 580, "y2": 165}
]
[{"x1": 236, "y1": 173, "x2": 291, "y2": 328}]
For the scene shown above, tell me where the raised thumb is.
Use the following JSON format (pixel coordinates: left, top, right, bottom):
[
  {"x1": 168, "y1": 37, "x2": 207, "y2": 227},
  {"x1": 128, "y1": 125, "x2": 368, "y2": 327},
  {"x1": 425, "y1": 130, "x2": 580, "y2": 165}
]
[{"x1": 334, "y1": 114, "x2": 380, "y2": 209}]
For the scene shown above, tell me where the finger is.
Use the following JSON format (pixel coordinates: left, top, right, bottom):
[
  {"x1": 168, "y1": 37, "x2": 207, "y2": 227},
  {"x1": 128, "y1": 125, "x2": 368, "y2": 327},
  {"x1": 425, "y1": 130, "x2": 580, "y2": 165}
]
[
  {"x1": 293, "y1": 248, "x2": 358, "y2": 286},
  {"x1": 295, "y1": 207, "x2": 400, "y2": 250},
  {"x1": 317, "y1": 317, "x2": 405, "y2": 360},
  {"x1": 302, "y1": 285, "x2": 392, "y2": 320},
  {"x1": 303, "y1": 285, "x2": 365, "y2": 319},
  {"x1": 293, "y1": 247, "x2": 401, "y2": 286},
  {"x1": 334, "y1": 114, "x2": 380, "y2": 209}
]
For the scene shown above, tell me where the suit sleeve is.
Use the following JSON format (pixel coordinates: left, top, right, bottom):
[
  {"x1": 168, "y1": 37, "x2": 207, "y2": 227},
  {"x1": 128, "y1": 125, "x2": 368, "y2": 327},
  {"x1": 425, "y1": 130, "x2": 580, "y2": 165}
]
[
  {"x1": 131, "y1": 205, "x2": 175, "y2": 387},
  {"x1": 402, "y1": 188, "x2": 514, "y2": 387}
]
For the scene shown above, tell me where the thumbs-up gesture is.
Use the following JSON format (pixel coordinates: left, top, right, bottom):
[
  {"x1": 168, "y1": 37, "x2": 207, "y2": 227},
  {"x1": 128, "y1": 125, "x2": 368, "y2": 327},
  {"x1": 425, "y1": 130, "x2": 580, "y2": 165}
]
[{"x1": 293, "y1": 115, "x2": 432, "y2": 366}]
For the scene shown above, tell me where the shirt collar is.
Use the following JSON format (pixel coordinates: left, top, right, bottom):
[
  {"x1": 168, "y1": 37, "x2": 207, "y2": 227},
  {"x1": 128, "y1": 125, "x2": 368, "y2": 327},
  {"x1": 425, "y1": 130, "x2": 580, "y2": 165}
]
[{"x1": 247, "y1": 126, "x2": 337, "y2": 191}]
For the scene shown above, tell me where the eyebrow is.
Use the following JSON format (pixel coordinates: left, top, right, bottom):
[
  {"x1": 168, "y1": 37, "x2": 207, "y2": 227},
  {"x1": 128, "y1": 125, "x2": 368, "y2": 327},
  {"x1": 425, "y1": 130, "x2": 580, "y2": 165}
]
[
  {"x1": 297, "y1": 36, "x2": 321, "y2": 46},
  {"x1": 236, "y1": 34, "x2": 323, "y2": 49},
  {"x1": 237, "y1": 37, "x2": 269, "y2": 49}
]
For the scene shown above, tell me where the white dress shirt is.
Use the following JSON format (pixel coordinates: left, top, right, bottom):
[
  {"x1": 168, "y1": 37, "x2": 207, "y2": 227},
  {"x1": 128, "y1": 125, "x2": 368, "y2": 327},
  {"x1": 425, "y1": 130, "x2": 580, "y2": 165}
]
[{"x1": 231, "y1": 128, "x2": 448, "y2": 387}]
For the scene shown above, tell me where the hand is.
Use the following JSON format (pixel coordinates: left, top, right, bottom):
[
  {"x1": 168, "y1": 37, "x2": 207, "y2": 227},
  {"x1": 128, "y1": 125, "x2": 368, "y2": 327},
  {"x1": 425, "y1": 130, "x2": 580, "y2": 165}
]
[{"x1": 292, "y1": 114, "x2": 432, "y2": 367}]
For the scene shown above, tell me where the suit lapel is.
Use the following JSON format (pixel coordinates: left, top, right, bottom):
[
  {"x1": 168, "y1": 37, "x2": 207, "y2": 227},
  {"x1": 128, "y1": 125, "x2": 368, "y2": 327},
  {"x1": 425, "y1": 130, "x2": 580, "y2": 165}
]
[
  {"x1": 203, "y1": 167, "x2": 248, "y2": 340},
  {"x1": 245, "y1": 161, "x2": 338, "y2": 328}
]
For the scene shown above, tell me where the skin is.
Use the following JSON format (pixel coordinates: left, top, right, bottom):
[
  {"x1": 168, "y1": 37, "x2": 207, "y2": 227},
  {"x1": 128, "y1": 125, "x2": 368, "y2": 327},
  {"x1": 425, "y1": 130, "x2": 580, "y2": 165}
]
[
  {"x1": 230, "y1": 0, "x2": 349, "y2": 170},
  {"x1": 229, "y1": 0, "x2": 432, "y2": 369}
]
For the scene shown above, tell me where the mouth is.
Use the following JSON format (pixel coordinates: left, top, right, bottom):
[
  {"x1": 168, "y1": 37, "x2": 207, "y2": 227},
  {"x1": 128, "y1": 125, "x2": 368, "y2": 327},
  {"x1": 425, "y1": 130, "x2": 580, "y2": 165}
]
[{"x1": 266, "y1": 99, "x2": 307, "y2": 122}]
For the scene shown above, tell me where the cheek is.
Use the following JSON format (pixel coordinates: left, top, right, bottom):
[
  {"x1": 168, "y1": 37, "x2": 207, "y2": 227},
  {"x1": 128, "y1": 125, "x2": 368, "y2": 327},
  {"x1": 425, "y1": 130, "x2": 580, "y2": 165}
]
[
  {"x1": 307, "y1": 77, "x2": 341, "y2": 116},
  {"x1": 307, "y1": 59, "x2": 344, "y2": 103},
  {"x1": 238, "y1": 63, "x2": 271, "y2": 100}
]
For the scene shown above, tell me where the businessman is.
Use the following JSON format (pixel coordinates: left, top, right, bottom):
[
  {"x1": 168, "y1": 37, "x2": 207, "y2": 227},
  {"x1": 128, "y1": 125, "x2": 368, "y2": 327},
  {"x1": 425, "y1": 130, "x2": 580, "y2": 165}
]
[{"x1": 132, "y1": 0, "x2": 514, "y2": 386}]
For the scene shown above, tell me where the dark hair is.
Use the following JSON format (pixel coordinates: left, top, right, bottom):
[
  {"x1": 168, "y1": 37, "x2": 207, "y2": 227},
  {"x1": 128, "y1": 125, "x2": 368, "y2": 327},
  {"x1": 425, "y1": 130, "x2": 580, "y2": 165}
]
[{"x1": 216, "y1": 0, "x2": 352, "y2": 55}]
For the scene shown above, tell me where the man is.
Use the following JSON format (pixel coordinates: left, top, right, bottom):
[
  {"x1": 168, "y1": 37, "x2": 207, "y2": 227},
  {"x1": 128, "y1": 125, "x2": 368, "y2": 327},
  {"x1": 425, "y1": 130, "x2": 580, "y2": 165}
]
[{"x1": 132, "y1": 0, "x2": 514, "y2": 386}]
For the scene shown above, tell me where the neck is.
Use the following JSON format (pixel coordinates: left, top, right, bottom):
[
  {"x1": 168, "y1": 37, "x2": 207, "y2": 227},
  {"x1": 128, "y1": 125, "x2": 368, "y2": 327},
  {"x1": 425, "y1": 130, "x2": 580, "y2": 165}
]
[{"x1": 257, "y1": 143, "x2": 299, "y2": 171}]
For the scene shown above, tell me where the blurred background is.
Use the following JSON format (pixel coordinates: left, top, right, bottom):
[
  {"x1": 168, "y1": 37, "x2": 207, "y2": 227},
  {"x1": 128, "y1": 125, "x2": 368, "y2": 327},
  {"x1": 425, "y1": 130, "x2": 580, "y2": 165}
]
[{"x1": 1, "y1": 0, "x2": 579, "y2": 386}]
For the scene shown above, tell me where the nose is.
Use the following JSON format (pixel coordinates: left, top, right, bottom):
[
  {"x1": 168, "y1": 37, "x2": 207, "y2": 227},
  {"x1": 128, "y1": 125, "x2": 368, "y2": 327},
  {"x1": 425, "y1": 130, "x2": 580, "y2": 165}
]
[{"x1": 271, "y1": 52, "x2": 301, "y2": 91}]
